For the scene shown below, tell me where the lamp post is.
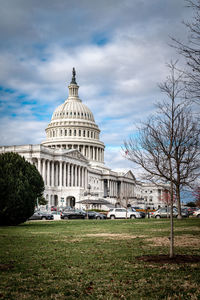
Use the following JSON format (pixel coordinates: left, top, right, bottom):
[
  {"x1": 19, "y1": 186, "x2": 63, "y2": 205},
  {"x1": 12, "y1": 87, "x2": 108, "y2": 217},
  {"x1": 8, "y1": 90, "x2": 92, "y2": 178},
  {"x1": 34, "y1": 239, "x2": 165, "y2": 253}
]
[{"x1": 86, "y1": 184, "x2": 91, "y2": 219}]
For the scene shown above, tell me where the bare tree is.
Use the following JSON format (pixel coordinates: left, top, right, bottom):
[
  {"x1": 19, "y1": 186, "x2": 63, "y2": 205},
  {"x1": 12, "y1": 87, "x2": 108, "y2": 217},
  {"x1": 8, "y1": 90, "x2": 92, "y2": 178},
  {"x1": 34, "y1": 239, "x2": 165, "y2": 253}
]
[
  {"x1": 124, "y1": 61, "x2": 200, "y2": 258},
  {"x1": 171, "y1": 0, "x2": 200, "y2": 103}
]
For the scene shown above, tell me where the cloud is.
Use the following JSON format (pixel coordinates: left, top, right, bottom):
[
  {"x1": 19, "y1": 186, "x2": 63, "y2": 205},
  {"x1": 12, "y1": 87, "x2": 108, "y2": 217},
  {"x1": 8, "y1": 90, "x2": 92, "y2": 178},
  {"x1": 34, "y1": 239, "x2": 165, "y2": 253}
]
[{"x1": 0, "y1": 0, "x2": 197, "y2": 173}]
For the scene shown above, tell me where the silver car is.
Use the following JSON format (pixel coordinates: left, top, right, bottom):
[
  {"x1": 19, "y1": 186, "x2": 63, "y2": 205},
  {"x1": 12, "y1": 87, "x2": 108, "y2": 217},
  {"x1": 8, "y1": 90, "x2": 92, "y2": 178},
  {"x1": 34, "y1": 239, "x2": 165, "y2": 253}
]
[{"x1": 151, "y1": 207, "x2": 188, "y2": 219}]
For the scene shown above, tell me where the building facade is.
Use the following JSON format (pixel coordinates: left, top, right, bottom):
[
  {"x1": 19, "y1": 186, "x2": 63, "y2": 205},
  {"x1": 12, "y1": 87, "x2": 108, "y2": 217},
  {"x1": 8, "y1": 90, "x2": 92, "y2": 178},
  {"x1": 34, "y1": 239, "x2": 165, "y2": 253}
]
[{"x1": 0, "y1": 69, "x2": 167, "y2": 210}]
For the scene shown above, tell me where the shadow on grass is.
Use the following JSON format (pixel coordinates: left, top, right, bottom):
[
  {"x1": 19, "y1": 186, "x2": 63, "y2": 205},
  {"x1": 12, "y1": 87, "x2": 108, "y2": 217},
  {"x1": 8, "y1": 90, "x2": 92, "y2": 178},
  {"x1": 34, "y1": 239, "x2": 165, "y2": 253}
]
[{"x1": 137, "y1": 254, "x2": 200, "y2": 264}]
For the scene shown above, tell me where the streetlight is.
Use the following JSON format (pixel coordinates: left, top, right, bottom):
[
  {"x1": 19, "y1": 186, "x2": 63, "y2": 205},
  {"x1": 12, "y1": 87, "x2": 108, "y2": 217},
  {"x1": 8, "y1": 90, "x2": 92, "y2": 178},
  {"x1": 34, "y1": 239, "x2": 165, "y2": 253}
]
[{"x1": 86, "y1": 184, "x2": 91, "y2": 219}]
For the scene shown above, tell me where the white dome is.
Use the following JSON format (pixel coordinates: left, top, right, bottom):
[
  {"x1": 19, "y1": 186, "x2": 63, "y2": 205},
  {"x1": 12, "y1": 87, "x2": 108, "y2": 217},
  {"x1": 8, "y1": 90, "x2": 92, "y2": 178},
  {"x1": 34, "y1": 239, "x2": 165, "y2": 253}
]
[
  {"x1": 42, "y1": 68, "x2": 105, "y2": 165},
  {"x1": 51, "y1": 98, "x2": 95, "y2": 123}
]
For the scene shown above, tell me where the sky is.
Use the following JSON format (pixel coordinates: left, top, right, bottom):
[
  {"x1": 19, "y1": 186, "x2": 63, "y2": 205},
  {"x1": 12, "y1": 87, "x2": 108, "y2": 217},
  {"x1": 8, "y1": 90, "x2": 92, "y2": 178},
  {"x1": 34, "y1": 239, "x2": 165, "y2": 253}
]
[{"x1": 0, "y1": 0, "x2": 197, "y2": 187}]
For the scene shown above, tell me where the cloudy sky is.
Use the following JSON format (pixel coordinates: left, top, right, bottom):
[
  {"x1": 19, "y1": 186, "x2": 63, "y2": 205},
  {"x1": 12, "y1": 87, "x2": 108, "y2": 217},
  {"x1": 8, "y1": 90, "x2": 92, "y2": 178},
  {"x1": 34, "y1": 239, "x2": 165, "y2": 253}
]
[{"x1": 0, "y1": 0, "x2": 195, "y2": 178}]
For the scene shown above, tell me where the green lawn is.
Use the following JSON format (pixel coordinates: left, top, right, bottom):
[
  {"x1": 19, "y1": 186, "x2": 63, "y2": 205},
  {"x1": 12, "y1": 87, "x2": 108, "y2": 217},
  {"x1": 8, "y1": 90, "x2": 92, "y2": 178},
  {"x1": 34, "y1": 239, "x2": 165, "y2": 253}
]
[{"x1": 0, "y1": 218, "x2": 199, "y2": 299}]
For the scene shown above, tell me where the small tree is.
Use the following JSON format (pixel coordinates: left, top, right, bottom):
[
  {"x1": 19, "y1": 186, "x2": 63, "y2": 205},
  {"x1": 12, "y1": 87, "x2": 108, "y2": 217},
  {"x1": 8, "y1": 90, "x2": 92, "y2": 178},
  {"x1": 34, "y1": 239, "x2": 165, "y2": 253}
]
[
  {"x1": 124, "y1": 62, "x2": 200, "y2": 257},
  {"x1": 0, "y1": 152, "x2": 44, "y2": 225}
]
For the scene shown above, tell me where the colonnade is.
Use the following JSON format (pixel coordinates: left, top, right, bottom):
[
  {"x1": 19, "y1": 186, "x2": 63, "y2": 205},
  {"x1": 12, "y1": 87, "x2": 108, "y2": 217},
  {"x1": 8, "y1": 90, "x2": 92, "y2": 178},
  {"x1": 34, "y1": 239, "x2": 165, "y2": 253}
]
[
  {"x1": 49, "y1": 144, "x2": 104, "y2": 162},
  {"x1": 107, "y1": 179, "x2": 119, "y2": 198},
  {"x1": 36, "y1": 158, "x2": 88, "y2": 189},
  {"x1": 107, "y1": 179, "x2": 135, "y2": 198}
]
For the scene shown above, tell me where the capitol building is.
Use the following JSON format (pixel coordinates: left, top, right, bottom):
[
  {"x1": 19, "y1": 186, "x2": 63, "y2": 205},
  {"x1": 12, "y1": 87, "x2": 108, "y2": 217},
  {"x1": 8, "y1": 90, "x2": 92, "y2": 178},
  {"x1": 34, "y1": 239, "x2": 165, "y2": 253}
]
[{"x1": 0, "y1": 69, "x2": 166, "y2": 210}]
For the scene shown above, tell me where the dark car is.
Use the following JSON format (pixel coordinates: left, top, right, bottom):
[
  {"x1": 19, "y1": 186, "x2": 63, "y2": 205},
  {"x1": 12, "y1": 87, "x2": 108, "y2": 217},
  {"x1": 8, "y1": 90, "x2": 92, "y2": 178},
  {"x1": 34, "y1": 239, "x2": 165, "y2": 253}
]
[
  {"x1": 28, "y1": 211, "x2": 53, "y2": 220},
  {"x1": 131, "y1": 207, "x2": 146, "y2": 218},
  {"x1": 60, "y1": 209, "x2": 86, "y2": 219},
  {"x1": 87, "y1": 211, "x2": 107, "y2": 220}
]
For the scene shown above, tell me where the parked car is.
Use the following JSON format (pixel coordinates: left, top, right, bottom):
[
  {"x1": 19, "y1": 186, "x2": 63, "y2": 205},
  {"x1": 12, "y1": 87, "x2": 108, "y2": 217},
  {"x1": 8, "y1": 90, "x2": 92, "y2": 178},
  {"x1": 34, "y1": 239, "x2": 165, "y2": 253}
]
[
  {"x1": 131, "y1": 207, "x2": 146, "y2": 218},
  {"x1": 193, "y1": 209, "x2": 200, "y2": 218},
  {"x1": 87, "y1": 211, "x2": 107, "y2": 220},
  {"x1": 60, "y1": 209, "x2": 86, "y2": 219},
  {"x1": 28, "y1": 211, "x2": 53, "y2": 220},
  {"x1": 151, "y1": 207, "x2": 188, "y2": 219},
  {"x1": 107, "y1": 208, "x2": 141, "y2": 219},
  {"x1": 186, "y1": 207, "x2": 199, "y2": 216}
]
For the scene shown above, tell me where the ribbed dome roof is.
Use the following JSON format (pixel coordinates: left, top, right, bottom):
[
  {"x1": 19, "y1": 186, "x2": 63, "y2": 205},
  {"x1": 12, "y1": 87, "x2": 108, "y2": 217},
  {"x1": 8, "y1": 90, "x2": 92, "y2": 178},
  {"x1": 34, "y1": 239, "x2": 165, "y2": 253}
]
[{"x1": 52, "y1": 98, "x2": 95, "y2": 122}]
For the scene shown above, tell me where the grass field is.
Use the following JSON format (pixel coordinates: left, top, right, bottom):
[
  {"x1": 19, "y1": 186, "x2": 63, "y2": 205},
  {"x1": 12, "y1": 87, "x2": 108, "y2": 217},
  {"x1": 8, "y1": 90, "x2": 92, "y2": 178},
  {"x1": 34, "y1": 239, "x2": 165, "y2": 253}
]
[{"x1": 0, "y1": 218, "x2": 200, "y2": 299}]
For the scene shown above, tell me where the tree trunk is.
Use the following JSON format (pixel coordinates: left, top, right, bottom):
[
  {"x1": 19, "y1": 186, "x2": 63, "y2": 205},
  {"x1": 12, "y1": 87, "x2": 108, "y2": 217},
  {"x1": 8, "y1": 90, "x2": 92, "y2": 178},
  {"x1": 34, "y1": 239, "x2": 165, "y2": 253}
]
[
  {"x1": 176, "y1": 185, "x2": 182, "y2": 219},
  {"x1": 170, "y1": 181, "x2": 174, "y2": 258}
]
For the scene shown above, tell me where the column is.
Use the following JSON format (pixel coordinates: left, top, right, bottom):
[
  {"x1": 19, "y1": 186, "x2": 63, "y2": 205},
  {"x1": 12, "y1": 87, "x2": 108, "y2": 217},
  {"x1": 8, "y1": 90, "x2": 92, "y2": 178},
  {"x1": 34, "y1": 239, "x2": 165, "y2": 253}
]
[
  {"x1": 38, "y1": 158, "x2": 41, "y2": 174},
  {"x1": 47, "y1": 160, "x2": 50, "y2": 186},
  {"x1": 97, "y1": 148, "x2": 99, "y2": 161},
  {"x1": 84, "y1": 168, "x2": 88, "y2": 189},
  {"x1": 74, "y1": 165, "x2": 77, "y2": 186},
  {"x1": 67, "y1": 163, "x2": 70, "y2": 187},
  {"x1": 88, "y1": 146, "x2": 91, "y2": 160},
  {"x1": 63, "y1": 162, "x2": 66, "y2": 187},
  {"x1": 71, "y1": 164, "x2": 74, "y2": 187},
  {"x1": 81, "y1": 167, "x2": 83, "y2": 187},
  {"x1": 52, "y1": 161, "x2": 54, "y2": 187},
  {"x1": 83, "y1": 145, "x2": 85, "y2": 157},
  {"x1": 59, "y1": 161, "x2": 62, "y2": 187},
  {"x1": 93, "y1": 147, "x2": 95, "y2": 160},
  {"x1": 78, "y1": 166, "x2": 81, "y2": 187},
  {"x1": 42, "y1": 159, "x2": 46, "y2": 185}
]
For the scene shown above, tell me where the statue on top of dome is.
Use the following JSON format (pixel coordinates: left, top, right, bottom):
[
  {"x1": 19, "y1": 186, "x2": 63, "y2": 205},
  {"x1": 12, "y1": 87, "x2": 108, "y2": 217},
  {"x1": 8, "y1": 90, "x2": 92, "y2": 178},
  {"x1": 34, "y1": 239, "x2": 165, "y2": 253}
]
[{"x1": 70, "y1": 67, "x2": 77, "y2": 84}]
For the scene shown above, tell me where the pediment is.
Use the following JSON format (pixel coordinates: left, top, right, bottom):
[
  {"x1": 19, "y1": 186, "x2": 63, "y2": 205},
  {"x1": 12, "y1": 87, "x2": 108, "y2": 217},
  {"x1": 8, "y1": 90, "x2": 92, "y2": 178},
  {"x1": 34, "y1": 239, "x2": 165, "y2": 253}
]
[
  {"x1": 65, "y1": 149, "x2": 89, "y2": 163},
  {"x1": 124, "y1": 170, "x2": 136, "y2": 181}
]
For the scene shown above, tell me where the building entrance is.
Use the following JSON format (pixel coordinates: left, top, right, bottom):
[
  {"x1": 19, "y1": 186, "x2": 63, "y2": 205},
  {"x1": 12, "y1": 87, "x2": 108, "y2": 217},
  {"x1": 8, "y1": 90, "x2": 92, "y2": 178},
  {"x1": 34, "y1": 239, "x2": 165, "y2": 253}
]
[{"x1": 66, "y1": 196, "x2": 75, "y2": 208}]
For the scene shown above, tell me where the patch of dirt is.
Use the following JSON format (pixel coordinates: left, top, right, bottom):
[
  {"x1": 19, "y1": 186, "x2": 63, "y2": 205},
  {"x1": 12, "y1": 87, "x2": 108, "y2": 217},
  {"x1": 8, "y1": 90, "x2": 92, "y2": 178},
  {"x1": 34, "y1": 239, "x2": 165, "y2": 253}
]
[
  {"x1": 137, "y1": 255, "x2": 200, "y2": 264},
  {"x1": 146, "y1": 235, "x2": 200, "y2": 248},
  {"x1": 152, "y1": 226, "x2": 200, "y2": 232},
  {"x1": 0, "y1": 263, "x2": 14, "y2": 271},
  {"x1": 85, "y1": 233, "x2": 145, "y2": 239}
]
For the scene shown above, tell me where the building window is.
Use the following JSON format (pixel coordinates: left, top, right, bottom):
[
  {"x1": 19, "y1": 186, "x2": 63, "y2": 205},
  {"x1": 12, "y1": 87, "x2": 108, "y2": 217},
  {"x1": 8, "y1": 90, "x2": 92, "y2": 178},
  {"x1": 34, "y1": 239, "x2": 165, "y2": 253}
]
[
  {"x1": 87, "y1": 131, "x2": 90, "y2": 138},
  {"x1": 65, "y1": 130, "x2": 67, "y2": 136},
  {"x1": 83, "y1": 130, "x2": 85, "y2": 137},
  {"x1": 79, "y1": 130, "x2": 81, "y2": 136},
  {"x1": 74, "y1": 130, "x2": 76, "y2": 136},
  {"x1": 69, "y1": 130, "x2": 72, "y2": 136}
]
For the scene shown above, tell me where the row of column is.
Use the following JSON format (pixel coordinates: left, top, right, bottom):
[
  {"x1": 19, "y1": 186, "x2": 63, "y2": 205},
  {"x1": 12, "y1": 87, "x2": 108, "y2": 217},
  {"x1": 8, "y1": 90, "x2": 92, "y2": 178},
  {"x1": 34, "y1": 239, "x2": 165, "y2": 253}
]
[
  {"x1": 107, "y1": 180, "x2": 119, "y2": 197},
  {"x1": 50, "y1": 144, "x2": 104, "y2": 162},
  {"x1": 37, "y1": 158, "x2": 88, "y2": 189},
  {"x1": 120, "y1": 181, "x2": 134, "y2": 197}
]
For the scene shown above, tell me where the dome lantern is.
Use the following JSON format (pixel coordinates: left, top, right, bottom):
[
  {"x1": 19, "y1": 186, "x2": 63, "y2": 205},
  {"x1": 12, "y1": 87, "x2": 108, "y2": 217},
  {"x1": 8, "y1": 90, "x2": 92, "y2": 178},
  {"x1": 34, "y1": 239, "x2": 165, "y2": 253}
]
[{"x1": 68, "y1": 67, "x2": 79, "y2": 98}]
